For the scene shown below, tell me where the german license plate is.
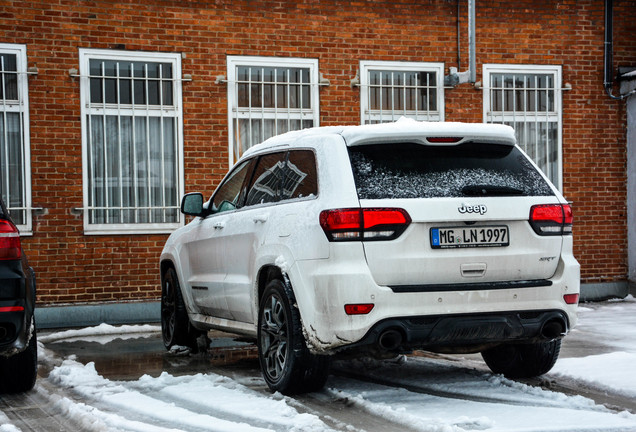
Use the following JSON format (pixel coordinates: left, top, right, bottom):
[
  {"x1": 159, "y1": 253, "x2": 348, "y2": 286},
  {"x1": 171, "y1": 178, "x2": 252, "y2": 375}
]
[{"x1": 430, "y1": 226, "x2": 509, "y2": 249}]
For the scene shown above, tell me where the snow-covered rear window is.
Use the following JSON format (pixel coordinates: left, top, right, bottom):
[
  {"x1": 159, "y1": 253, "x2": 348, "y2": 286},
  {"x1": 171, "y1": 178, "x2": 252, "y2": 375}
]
[{"x1": 348, "y1": 142, "x2": 553, "y2": 199}]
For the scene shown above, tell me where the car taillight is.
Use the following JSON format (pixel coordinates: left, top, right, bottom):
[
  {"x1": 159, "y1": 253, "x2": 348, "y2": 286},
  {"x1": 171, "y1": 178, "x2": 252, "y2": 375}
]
[
  {"x1": 0, "y1": 306, "x2": 24, "y2": 313},
  {"x1": 529, "y1": 204, "x2": 573, "y2": 236},
  {"x1": 319, "y1": 208, "x2": 411, "y2": 241},
  {"x1": 0, "y1": 219, "x2": 21, "y2": 260}
]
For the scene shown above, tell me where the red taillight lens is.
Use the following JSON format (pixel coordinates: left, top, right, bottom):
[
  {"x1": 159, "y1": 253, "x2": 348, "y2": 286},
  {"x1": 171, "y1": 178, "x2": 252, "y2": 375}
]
[
  {"x1": 0, "y1": 306, "x2": 24, "y2": 313},
  {"x1": 320, "y1": 208, "x2": 411, "y2": 241},
  {"x1": 529, "y1": 204, "x2": 573, "y2": 236},
  {"x1": 0, "y1": 219, "x2": 21, "y2": 260},
  {"x1": 563, "y1": 293, "x2": 579, "y2": 305},
  {"x1": 344, "y1": 304, "x2": 375, "y2": 315},
  {"x1": 427, "y1": 137, "x2": 463, "y2": 143}
]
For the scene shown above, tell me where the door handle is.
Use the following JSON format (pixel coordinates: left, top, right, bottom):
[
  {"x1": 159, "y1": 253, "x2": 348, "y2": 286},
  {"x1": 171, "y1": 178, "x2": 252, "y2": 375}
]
[{"x1": 253, "y1": 214, "x2": 269, "y2": 223}]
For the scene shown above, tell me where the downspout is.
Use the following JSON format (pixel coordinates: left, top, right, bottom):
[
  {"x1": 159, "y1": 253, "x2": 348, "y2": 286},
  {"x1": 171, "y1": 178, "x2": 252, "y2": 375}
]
[
  {"x1": 468, "y1": 0, "x2": 476, "y2": 84},
  {"x1": 604, "y1": 0, "x2": 636, "y2": 100},
  {"x1": 445, "y1": 0, "x2": 476, "y2": 86}
]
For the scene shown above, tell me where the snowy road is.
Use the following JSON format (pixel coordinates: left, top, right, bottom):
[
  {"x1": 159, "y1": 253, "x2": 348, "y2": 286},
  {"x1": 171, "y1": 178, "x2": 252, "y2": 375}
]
[{"x1": 2, "y1": 297, "x2": 636, "y2": 432}]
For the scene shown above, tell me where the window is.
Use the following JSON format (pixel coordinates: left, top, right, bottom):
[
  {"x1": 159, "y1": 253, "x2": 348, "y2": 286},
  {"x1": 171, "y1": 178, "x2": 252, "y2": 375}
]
[
  {"x1": 483, "y1": 65, "x2": 563, "y2": 189},
  {"x1": 349, "y1": 143, "x2": 552, "y2": 200},
  {"x1": 243, "y1": 150, "x2": 318, "y2": 207},
  {"x1": 281, "y1": 150, "x2": 317, "y2": 200},
  {"x1": 359, "y1": 61, "x2": 445, "y2": 124},
  {"x1": 211, "y1": 159, "x2": 254, "y2": 214},
  {"x1": 245, "y1": 152, "x2": 288, "y2": 207},
  {"x1": 227, "y1": 56, "x2": 320, "y2": 165},
  {"x1": 0, "y1": 44, "x2": 31, "y2": 233},
  {"x1": 79, "y1": 49, "x2": 184, "y2": 234}
]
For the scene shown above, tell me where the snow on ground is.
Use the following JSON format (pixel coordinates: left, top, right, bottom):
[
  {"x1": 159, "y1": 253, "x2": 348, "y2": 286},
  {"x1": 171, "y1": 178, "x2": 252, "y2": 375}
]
[
  {"x1": 38, "y1": 323, "x2": 161, "y2": 345},
  {"x1": 46, "y1": 358, "x2": 329, "y2": 432},
  {"x1": 0, "y1": 411, "x2": 20, "y2": 432},
  {"x1": 549, "y1": 295, "x2": 636, "y2": 399},
  {"x1": 3, "y1": 298, "x2": 636, "y2": 431}
]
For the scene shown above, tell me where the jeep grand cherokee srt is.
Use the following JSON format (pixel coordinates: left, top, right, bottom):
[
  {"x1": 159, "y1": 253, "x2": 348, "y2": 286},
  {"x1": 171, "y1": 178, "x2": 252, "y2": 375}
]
[{"x1": 160, "y1": 120, "x2": 580, "y2": 394}]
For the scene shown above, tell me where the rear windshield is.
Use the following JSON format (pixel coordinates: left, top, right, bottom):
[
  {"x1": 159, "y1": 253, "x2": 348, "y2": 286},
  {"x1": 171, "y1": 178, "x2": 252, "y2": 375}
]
[{"x1": 348, "y1": 142, "x2": 553, "y2": 199}]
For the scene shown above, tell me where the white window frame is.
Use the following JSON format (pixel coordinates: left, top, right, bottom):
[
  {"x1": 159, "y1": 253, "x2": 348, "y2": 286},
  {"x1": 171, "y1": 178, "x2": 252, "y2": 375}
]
[
  {"x1": 226, "y1": 56, "x2": 320, "y2": 166},
  {"x1": 79, "y1": 48, "x2": 184, "y2": 235},
  {"x1": 0, "y1": 43, "x2": 32, "y2": 234},
  {"x1": 483, "y1": 64, "x2": 563, "y2": 190},
  {"x1": 359, "y1": 61, "x2": 445, "y2": 124}
]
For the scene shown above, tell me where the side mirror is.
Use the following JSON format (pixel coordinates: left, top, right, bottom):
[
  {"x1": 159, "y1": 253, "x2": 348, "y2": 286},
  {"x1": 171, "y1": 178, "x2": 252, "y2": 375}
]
[{"x1": 180, "y1": 192, "x2": 205, "y2": 216}]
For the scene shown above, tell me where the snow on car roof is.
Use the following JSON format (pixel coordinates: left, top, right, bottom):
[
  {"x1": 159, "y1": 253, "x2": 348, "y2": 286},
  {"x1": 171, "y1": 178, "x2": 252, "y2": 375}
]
[{"x1": 242, "y1": 118, "x2": 516, "y2": 158}]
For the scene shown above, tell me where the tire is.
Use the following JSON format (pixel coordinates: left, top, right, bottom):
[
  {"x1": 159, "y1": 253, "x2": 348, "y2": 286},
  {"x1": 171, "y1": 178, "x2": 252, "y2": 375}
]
[
  {"x1": 482, "y1": 339, "x2": 562, "y2": 379},
  {"x1": 0, "y1": 323, "x2": 38, "y2": 393},
  {"x1": 161, "y1": 267, "x2": 204, "y2": 353},
  {"x1": 257, "y1": 279, "x2": 330, "y2": 395}
]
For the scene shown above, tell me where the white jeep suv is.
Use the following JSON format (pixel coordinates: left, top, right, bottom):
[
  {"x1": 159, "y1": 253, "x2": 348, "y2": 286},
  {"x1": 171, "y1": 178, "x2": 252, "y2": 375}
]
[{"x1": 160, "y1": 119, "x2": 580, "y2": 394}]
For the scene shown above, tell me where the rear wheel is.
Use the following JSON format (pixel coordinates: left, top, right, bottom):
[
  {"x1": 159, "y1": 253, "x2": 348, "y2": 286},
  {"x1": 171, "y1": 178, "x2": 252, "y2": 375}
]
[
  {"x1": 0, "y1": 321, "x2": 38, "y2": 393},
  {"x1": 482, "y1": 339, "x2": 562, "y2": 379},
  {"x1": 161, "y1": 267, "x2": 205, "y2": 353},
  {"x1": 257, "y1": 279, "x2": 330, "y2": 394}
]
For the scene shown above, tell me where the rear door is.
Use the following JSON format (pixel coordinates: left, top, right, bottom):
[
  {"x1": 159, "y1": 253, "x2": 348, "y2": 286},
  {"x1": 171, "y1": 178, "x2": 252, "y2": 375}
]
[
  {"x1": 348, "y1": 141, "x2": 564, "y2": 288},
  {"x1": 223, "y1": 151, "x2": 287, "y2": 323}
]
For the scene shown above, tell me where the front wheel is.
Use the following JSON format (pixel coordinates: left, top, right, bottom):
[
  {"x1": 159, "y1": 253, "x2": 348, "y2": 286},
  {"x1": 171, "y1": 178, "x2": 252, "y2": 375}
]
[
  {"x1": 257, "y1": 279, "x2": 330, "y2": 395},
  {"x1": 482, "y1": 339, "x2": 562, "y2": 379},
  {"x1": 161, "y1": 267, "x2": 205, "y2": 353}
]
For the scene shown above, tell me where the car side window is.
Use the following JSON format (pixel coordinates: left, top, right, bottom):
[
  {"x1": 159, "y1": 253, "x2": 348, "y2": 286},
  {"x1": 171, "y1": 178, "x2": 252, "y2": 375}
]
[
  {"x1": 244, "y1": 152, "x2": 288, "y2": 207},
  {"x1": 211, "y1": 159, "x2": 253, "y2": 214},
  {"x1": 281, "y1": 150, "x2": 317, "y2": 201}
]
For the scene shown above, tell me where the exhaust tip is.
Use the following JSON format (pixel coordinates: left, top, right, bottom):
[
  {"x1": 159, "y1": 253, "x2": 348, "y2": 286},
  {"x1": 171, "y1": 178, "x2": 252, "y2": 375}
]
[
  {"x1": 378, "y1": 329, "x2": 403, "y2": 351},
  {"x1": 541, "y1": 319, "x2": 565, "y2": 340}
]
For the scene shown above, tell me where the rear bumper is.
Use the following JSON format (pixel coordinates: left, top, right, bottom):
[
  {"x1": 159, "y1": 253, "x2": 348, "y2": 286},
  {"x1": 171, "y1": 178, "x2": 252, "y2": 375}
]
[
  {"x1": 0, "y1": 262, "x2": 35, "y2": 356},
  {"x1": 290, "y1": 246, "x2": 579, "y2": 354},
  {"x1": 0, "y1": 303, "x2": 29, "y2": 356},
  {"x1": 339, "y1": 309, "x2": 570, "y2": 355}
]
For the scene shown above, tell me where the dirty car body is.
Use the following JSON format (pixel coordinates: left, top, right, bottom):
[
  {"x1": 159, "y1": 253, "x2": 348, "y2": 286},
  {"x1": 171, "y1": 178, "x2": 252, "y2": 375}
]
[{"x1": 160, "y1": 120, "x2": 580, "y2": 394}]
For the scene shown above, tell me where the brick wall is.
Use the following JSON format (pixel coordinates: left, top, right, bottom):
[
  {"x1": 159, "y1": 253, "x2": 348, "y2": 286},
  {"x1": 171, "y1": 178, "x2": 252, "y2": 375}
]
[{"x1": 1, "y1": 0, "x2": 634, "y2": 304}]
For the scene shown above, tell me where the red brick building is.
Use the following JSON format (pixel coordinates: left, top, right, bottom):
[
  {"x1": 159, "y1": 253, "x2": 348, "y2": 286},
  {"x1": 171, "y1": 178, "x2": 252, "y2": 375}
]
[{"x1": 1, "y1": 0, "x2": 634, "y2": 326}]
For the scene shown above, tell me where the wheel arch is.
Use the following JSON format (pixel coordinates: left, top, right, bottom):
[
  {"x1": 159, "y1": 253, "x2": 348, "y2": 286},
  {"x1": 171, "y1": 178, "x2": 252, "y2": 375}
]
[
  {"x1": 160, "y1": 258, "x2": 175, "y2": 281},
  {"x1": 256, "y1": 265, "x2": 292, "y2": 306}
]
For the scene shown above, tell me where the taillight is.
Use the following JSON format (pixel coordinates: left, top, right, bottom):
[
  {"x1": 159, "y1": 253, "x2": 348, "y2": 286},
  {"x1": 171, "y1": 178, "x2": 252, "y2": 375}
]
[
  {"x1": 0, "y1": 306, "x2": 24, "y2": 313},
  {"x1": 319, "y1": 208, "x2": 411, "y2": 241},
  {"x1": 529, "y1": 204, "x2": 573, "y2": 236},
  {"x1": 0, "y1": 219, "x2": 21, "y2": 260}
]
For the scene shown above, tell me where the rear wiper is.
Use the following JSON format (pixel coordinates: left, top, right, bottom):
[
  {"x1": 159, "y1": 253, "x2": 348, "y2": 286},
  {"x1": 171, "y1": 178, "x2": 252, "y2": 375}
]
[{"x1": 461, "y1": 184, "x2": 525, "y2": 196}]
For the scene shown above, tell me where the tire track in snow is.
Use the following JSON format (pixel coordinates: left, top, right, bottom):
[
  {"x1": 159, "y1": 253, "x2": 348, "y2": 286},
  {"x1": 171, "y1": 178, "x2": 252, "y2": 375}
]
[{"x1": 330, "y1": 354, "x2": 603, "y2": 411}]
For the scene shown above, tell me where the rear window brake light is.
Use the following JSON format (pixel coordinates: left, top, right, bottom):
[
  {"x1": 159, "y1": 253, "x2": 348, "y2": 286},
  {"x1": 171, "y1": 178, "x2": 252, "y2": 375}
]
[
  {"x1": 319, "y1": 208, "x2": 411, "y2": 242},
  {"x1": 529, "y1": 204, "x2": 573, "y2": 236},
  {"x1": 426, "y1": 136, "x2": 463, "y2": 143}
]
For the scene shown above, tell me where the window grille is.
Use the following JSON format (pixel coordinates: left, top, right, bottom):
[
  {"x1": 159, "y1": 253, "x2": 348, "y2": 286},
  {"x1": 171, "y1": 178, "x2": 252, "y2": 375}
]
[
  {"x1": 483, "y1": 65, "x2": 562, "y2": 189},
  {"x1": 80, "y1": 49, "x2": 183, "y2": 234},
  {"x1": 227, "y1": 57, "x2": 319, "y2": 165},
  {"x1": 359, "y1": 61, "x2": 445, "y2": 124},
  {"x1": 0, "y1": 44, "x2": 31, "y2": 232}
]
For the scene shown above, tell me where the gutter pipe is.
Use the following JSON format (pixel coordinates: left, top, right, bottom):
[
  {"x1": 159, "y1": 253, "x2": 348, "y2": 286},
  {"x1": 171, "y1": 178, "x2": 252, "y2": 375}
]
[
  {"x1": 604, "y1": 0, "x2": 636, "y2": 100},
  {"x1": 445, "y1": 0, "x2": 476, "y2": 86}
]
